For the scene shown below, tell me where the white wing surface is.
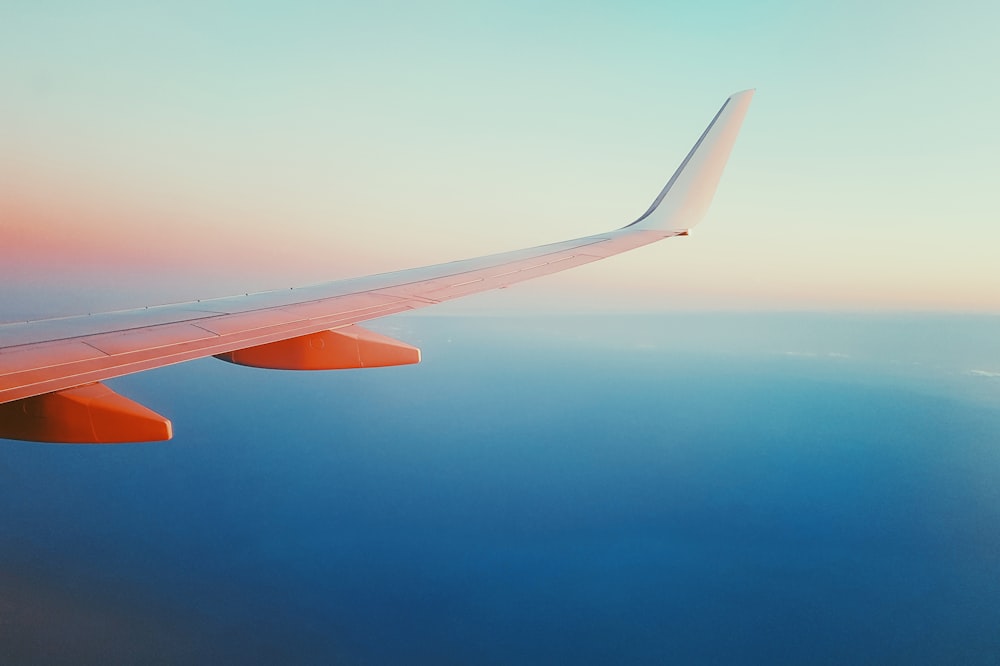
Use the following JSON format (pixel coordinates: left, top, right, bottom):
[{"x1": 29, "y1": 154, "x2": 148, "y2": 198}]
[{"x1": 0, "y1": 90, "x2": 754, "y2": 442}]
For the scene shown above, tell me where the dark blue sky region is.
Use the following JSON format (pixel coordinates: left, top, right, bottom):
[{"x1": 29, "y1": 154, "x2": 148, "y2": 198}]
[{"x1": 2, "y1": 314, "x2": 1000, "y2": 664}]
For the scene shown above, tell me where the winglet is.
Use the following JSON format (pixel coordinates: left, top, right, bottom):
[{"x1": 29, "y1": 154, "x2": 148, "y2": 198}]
[{"x1": 627, "y1": 89, "x2": 754, "y2": 232}]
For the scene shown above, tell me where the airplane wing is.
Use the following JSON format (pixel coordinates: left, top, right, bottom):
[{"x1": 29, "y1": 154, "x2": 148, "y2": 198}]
[{"x1": 0, "y1": 90, "x2": 754, "y2": 443}]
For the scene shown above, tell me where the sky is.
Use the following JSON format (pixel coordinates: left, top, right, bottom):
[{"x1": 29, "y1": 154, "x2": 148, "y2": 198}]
[{"x1": 1, "y1": 0, "x2": 999, "y2": 316}]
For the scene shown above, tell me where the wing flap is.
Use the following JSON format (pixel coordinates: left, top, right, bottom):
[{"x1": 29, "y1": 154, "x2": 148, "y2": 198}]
[
  {"x1": 86, "y1": 322, "x2": 219, "y2": 356},
  {"x1": 0, "y1": 340, "x2": 108, "y2": 374}
]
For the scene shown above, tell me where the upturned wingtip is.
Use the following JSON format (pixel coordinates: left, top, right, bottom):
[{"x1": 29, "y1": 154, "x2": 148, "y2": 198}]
[
  {"x1": 729, "y1": 88, "x2": 756, "y2": 100},
  {"x1": 625, "y1": 90, "x2": 754, "y2": 232}
]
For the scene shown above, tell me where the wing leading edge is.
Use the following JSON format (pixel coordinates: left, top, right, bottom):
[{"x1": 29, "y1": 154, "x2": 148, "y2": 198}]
[{"x1": 0, "y1": 90, "x2": 754, "y2": 442}]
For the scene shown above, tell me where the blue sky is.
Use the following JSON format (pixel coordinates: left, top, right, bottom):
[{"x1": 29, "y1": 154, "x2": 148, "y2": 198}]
[{"x1": 2, "y1": 0, "x2": 998, "y2": 314}]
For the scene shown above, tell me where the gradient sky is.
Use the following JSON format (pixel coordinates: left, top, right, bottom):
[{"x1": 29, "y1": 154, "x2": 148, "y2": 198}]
[{"x1": 2, "y1": 0, "x2": 998, "y2": 317}]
